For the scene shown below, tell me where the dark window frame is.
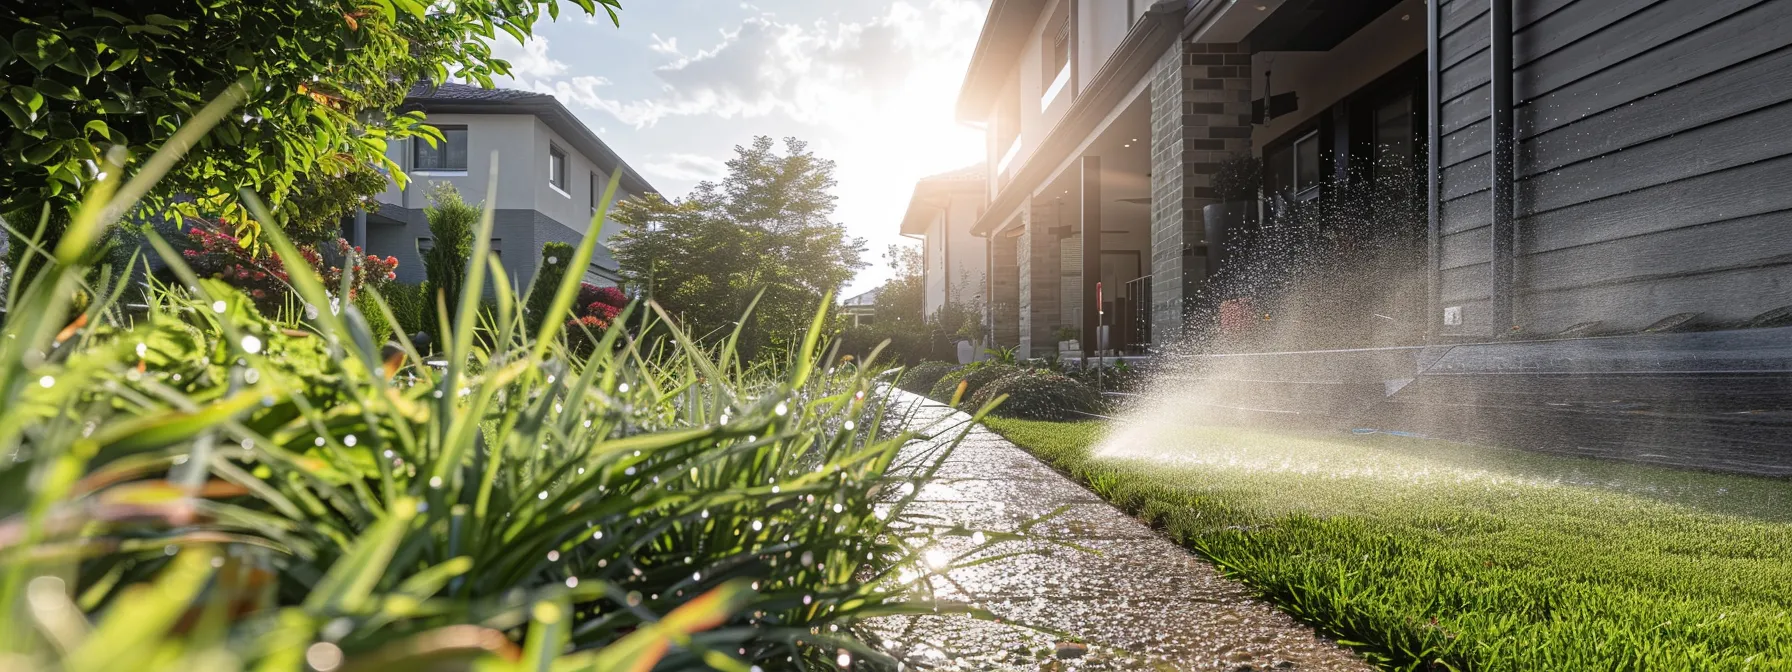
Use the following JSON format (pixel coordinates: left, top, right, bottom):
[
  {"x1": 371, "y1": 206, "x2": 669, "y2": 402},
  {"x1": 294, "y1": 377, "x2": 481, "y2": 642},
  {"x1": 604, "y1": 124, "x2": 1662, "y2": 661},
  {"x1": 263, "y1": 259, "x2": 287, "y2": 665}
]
[
  {"x1": 414, "y1": 125, "x2": 469, "y2": 172},
  {"x1": 548, "y1": 144, "x2": 568, "y2": 191}
]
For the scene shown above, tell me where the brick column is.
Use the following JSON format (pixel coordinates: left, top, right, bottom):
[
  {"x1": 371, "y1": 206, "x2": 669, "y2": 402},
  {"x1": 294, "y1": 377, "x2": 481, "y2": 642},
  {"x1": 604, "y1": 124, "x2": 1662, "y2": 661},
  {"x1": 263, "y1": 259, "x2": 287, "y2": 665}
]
[
  {"x1": 1018, "y1": 201, "x2": 1063, "y2": 359},
  {"x1": 1149, "y1": 40, "x2": 1254, "y2": 340},
  {"x1": 989, "y1": 231, "x2": 1021, "y2": 349}
]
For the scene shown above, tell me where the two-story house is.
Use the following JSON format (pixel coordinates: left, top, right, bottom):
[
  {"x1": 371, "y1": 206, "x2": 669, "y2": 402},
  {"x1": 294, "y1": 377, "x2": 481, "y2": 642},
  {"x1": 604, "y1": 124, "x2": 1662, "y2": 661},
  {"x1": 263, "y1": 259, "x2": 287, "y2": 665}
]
[
  {"x1": 355, "y1": 82, "x2": 656, "y2": 290},
  {"x1": 898, "y1": 163, "x2": 989, "y2": 321},
  {"x1": 957, "y1": 0, "x2": 1792, "y2": 473}
]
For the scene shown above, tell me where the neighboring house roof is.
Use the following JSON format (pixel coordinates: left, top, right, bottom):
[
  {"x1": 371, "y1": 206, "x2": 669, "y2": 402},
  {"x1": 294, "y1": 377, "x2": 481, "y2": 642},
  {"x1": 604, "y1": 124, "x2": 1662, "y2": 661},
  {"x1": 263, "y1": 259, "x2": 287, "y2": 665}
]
[
  {"x1": 403, "y1": 82, "x2": 657, "y2": 198},
  {"x1": 900, "y1": 163, "x2": 987, "y2": 235},
  {"x1": 841, "y1": 288, "x2": 880, "y2": 308}
]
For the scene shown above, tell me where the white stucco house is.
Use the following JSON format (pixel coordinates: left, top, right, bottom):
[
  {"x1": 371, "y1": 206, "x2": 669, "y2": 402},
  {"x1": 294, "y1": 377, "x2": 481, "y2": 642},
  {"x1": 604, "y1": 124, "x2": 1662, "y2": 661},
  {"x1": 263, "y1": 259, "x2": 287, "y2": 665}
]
[
  {"x1": 354, "y1": 82, "x2": 657, "y2": 290},
  {"x1": 899, "y1": 163, "x2": 989, "y2": 319}
]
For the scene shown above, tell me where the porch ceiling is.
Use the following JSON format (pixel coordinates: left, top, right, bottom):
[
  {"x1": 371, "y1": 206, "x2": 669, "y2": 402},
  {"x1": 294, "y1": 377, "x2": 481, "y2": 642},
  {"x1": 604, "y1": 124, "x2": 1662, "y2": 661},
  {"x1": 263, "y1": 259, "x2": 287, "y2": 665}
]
[{"x1": 1246, "y1": 0, "x2": 1406, "y2": 52}]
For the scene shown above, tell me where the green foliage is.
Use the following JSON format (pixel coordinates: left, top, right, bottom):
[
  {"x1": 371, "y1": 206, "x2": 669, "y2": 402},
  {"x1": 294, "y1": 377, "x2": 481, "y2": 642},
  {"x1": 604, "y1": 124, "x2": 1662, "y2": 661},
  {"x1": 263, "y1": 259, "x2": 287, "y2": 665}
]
[
  {"x1": 526, "y1": 241, "x2": 575, "y2": 333},
  {"x1": 281, "y1": 164, "x2": 392, "y2": 243},
  {"x1": 967, "y1": 370, "x2": 1102, "y2": 421},
  {"x1": 897, "y1": 361, "x2": 961, "y2": 396},
  {"x1": 0, "y1": 0, "x2": 622, "y2": 258},
  {"x1": 929, "y1": 363, "x2": 1020, "y2": 404},
  {"x1": 422, "y1": 182, "x2": 477, "y2": 342},
  {"x1": 987, "y1": 418, "x2": 1792, "y2": 670},
  {"x1": 381, "y1": 281, "x2": 429, "y2": 340},
  {"x1": 612, "y1": 136, "x2": 868, "y2": 362},
  {"x1": 0, "y1": 160, "x2": 996, "y2": 671}
]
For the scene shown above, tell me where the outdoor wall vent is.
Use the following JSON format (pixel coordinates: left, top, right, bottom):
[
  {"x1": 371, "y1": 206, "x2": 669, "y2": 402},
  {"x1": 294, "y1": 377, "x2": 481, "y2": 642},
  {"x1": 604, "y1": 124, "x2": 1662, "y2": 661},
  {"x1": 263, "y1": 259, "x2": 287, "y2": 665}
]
[{"x1": 1443, "y1": 306, "x2": 1463, "y2": 326}]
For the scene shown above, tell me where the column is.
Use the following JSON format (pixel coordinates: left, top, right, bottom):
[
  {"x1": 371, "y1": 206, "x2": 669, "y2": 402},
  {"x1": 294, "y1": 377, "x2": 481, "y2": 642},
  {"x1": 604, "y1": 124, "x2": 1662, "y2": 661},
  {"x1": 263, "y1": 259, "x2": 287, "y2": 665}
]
[
  {"x1": 1018, "y1": 201, "x2": 1063, "y2": 359},
  {"x1": 1080, "y1": 156, "x2": 1102, "y2": 358},
  {"x1": 1149, "y1": 40, "x2": 1254, "y2": 340}
]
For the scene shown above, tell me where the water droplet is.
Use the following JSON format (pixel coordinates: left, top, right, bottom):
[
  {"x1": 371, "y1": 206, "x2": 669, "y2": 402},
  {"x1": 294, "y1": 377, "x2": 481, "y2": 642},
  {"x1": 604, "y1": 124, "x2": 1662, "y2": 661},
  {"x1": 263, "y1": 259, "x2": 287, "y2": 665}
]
[
  {"x1": 751, "y1": 520, "x2": 763, "y2": 531},
  {"x1": 135, "y1": 342, "x2": 147, "y2": 358},
  {"x1": 212, "y1": 300, "x2": 228, "y2": 313},
  {"x1": 539, "y1": 491, "x2": 549, "y2": 500},
  {"x1": 774, "y1": 402, "x2": 789, "y2": 416},
  {"x1": 836, "y1": 651, "x2": 852, "y2": 668},
  {"x1": 924, "y1": 548, "x2": 948, "y2": 569},
  {"x1": 801, "y1": 551, "x2": 814, "y2": 566},
  {"x1": 626, "y1": 591, "x2": 642, "y2": 606},
  {"x1": 37, "y1": 376, "x2": 53, "y2": 388},
  {"x1": 618, "y1": 382, "x2": 630, "y2": 393},
  {"x1": 843, "y1": 420, "x2": 855, "y2": 431},
  {"x1": 691, "y1": 571, "x2": 701, "y2": 582},
  {"x1": 971, "y1": 531, "x2": 986, "y2": 545},
  {"x1": 314, "y1": 437, "x2": 326, "y2": 447},
  {"x1": 547, "y1": 550, "x2": 560, "y2": 561},
  {"x1": 305, "y1": 642, "x2": 343, "y2": 671},
  {"x1": 565, "y1": 576, "x2": 579, "y2": 588},
  {"x1": 429, "y1": 476, "x2": 444, "y2": 488},
  {"x1": 240, "y1": 335, "x2": 262, "y2": 354},
  {"x1": 592, "y1": 530, "x2": 604, "y2": 540},
  {"x1": 344, "y1": 434, "x2": 357, "y2": 447}
]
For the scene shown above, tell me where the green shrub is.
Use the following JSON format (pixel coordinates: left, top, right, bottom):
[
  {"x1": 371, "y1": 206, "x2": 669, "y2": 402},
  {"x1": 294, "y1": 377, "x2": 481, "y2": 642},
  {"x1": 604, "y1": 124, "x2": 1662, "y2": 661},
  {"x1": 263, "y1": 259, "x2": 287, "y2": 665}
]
[
  {"x1": 898, "y1": 361, "x2": 961, "y2": 395},
  {"x1": 526, "y1": 241, "x2": 576, "y2": 332},
  {"x1": 929, "y1": 363, "x2": 1020, "y2": 403},
  {"x1": 968, "y1": 370, "x2": 1103, "y2": 421},
  {"x1": 422, "y1": 182, "x2": 477, "y2": 343},
  {"x1": 381, "y1": 281, "x2": 430, "y2": 340},
  {"x1": 0, "y1": 160, "x2": 973, "y2": 671}
]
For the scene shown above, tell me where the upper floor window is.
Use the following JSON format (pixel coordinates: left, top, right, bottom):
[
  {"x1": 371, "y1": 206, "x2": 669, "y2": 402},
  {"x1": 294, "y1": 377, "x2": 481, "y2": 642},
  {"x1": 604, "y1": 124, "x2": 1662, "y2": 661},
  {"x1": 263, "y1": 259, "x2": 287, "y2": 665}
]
[
  {"x1": 549, "y1": 145, "x2": 568, "y2": 192},
  {"x1": 414, "y1": 126, "x2": 467, "y2": 172},
  {"x1": 589, "y1": 170, "x2": 604, "y2": 216},
  {"x1": 1041, "y1": 3, "x2": 1072, "y2": 108}
]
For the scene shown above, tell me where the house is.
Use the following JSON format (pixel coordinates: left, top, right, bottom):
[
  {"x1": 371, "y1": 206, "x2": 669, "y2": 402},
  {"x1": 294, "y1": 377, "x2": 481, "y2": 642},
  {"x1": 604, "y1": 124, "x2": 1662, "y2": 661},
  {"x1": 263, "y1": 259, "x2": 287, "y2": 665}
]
[
  {"x1": 840, "y1": 288, "x2": 880, "y2": 328},
  {"x1": 898, "y1": 164, "x2": 989, "y2": 320},
  {"x1": 355, "y1": 82, "x2": 656, "y2": 290},
  {"x1": 956, "y1": 0, "x2": 1792, "y2": 474}
]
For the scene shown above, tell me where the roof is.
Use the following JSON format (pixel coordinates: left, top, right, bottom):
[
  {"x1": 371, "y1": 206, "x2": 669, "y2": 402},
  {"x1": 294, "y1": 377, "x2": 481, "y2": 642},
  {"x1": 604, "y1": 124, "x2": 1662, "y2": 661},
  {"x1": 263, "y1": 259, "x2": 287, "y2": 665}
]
[
  {"x1": 841, "y1": 288, "x2": 880, "y2": 307},
  {"x1": 403, "y1": 82, "x2": 657, "y2": 197},
  {"x1": 901, "y1": 163, "x2": 988, "y2": 236},
  {"x1": 956, "y1": 0, "x2": 1051, "y2": 121}
]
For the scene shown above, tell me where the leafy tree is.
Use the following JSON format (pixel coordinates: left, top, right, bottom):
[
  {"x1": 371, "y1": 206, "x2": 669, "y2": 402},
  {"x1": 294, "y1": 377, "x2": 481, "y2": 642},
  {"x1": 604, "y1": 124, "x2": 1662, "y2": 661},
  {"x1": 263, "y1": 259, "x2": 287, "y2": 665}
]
[
  {"x1": 875, "y1": 243, "x2": 924, "y2": 328},
  {"x1": 612, "y1": 137, "x2": 867, "y2": 361},
  {"x1": 422, "y1": 183, "x2": 477, "y2": 342},
  {"x1": 0, "y1": 0, "x2": 622, "y2": 288}
]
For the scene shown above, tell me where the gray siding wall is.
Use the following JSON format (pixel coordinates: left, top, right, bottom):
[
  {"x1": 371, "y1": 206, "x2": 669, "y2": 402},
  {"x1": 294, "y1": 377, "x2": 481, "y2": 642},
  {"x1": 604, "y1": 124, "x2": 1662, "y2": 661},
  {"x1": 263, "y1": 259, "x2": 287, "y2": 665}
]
[{"x1": 1437, "y1": 0, "x2": 1792, "y2": 335}]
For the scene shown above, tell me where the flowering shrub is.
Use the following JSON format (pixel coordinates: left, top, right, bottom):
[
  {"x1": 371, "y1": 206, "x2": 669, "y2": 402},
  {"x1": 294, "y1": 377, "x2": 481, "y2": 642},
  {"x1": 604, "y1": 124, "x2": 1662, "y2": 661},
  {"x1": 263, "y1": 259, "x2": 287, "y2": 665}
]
[
  {"x1": 182, "y1": 223, "x2": 397, "y2": 315},
  {"x1": 565, "y1": 282, "x2": 630, "y2": 355}
]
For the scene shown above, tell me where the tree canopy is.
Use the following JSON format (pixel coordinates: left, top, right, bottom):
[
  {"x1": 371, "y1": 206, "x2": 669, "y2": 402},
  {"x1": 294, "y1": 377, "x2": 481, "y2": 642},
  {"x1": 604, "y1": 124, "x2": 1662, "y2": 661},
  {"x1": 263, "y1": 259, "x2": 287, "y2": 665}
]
[
  {"x1": 1, "y1": 0, "x2": 620, "y2": 276},
  {"x1": 611, "y1": 136, "x2": 867, "y2": 361}
]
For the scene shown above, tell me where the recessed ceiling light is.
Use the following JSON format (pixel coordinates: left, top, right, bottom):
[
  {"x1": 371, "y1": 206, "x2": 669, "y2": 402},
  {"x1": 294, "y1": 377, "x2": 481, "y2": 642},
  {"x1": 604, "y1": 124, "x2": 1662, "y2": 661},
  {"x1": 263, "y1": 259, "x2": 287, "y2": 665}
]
[
  {"x1": 1401, "y1": 13, "x2": 1411, "y2": 20},
  {"x1": 1256, "y1": 5, "x2": 1268, "y2": 10}
]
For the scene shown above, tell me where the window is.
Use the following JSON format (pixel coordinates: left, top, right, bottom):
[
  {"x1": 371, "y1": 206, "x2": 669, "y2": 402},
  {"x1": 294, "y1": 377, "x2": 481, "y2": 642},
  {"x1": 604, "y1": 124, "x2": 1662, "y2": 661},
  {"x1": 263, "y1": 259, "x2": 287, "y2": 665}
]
[
  {"x1": 590, "y1": 170, "x2": 604, "y2": 216},
  {"x1": 1374, "y1": 94, "x2": 1415, "y2": 175},
  {"x1": 490, "y1": 239, "x2": 501, "y2": 260},
  {"x1": 1293, "y1": 131, "x2": 1321, "y2": 199},
  {"x1": 1040, "y1": 2, "x2": 1071, "y2": 107},
  {"x1": 548, "y1": 145, "x2": 567, "y2": 192},
  {"x1": 414, "y1": 126, "x2": 467, "y2": 172}
]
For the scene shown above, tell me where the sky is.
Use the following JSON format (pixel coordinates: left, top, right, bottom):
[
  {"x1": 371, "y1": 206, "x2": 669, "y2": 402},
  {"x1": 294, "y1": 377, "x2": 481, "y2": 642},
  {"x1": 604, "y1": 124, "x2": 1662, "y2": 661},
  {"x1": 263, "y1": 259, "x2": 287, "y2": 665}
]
[{"x1": 489, "y1": 0, "x2": 992, "y2": 297}]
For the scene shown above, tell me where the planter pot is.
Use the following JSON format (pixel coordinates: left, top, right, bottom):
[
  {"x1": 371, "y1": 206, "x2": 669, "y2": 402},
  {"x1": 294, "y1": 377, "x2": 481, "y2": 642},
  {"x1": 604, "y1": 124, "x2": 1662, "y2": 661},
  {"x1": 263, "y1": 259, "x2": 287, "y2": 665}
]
[
  {"x1": 1202, "y1": 201, "x2": 1259, "y2": 279},
  {"x1": 955, "y1": 340, "x2": 976, "y2": 364},
  {"x1": 1058, "y1": 340, "x2": 1080, "y2": 354}
]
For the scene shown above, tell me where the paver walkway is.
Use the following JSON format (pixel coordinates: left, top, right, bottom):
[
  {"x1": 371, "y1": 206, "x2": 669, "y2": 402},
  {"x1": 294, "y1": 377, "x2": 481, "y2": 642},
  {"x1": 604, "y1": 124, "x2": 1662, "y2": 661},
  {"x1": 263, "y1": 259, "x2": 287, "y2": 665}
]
[{"x1": 876, "y1": 391, "x2": 1369, "y2": 671}]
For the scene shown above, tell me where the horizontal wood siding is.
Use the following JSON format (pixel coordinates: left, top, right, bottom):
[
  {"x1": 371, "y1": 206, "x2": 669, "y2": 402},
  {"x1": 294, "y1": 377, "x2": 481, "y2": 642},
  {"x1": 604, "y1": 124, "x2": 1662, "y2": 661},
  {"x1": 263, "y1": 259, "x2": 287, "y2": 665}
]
[
  {"x1": 1434, "y1": 0, "x2": 1493, "y2": 337},
  {"x1": 1430, "y1": 0, "x2": 1792, "y2": 335}
]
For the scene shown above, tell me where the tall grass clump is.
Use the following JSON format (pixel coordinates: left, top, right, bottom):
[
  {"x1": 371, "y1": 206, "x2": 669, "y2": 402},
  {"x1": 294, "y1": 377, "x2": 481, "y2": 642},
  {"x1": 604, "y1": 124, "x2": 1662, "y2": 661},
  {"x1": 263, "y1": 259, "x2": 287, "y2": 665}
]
[{"x1": 0, "y1": 118, "x2": 992, "y2": 670}]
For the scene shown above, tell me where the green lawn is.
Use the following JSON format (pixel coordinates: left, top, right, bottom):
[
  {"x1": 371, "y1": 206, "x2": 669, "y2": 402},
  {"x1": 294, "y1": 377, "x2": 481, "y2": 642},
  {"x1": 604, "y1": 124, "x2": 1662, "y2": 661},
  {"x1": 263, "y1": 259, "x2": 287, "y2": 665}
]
[{"x1": 983, "y1": 418, "x2": 1792, "y2": 671}]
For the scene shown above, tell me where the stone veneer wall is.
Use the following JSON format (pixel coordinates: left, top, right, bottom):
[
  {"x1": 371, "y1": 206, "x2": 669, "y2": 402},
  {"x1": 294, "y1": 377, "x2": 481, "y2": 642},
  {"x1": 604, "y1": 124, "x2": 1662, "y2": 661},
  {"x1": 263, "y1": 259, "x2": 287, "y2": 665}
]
[
  {"x1": 1017, "y1": 201, "x2": 1063, "y2": 358},
  {"x1": 1149, "y1": 40, "x2": 1253, "y2": 340},
  {"x1": 990, "y1": 230, "x2": 1021, "y2": 349}
]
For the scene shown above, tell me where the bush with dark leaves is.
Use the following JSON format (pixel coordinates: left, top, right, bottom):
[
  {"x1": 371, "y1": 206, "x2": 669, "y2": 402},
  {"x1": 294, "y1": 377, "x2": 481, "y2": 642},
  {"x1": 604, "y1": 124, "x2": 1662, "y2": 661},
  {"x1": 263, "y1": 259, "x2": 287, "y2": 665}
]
[
  {"x1": 929, "y1": 363, "x2": 1021, "y2": 403},
  {"x1": 967, "y1": 370, "x2": 1104, "y2": 421},
  {"x1": 898, "y1": 361, "x2": 961, "y2": 395}
]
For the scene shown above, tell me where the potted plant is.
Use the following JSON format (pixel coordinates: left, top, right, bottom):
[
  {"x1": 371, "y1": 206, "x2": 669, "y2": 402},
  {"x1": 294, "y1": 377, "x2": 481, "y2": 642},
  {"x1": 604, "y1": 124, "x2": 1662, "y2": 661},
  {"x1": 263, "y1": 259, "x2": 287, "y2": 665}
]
[
  {"x1": 1055, "y1": 325, "x2": 1081, "y2": 354},
  {"x1": 1203, "y1": 153, "x2": 1262, "y2": 280}
]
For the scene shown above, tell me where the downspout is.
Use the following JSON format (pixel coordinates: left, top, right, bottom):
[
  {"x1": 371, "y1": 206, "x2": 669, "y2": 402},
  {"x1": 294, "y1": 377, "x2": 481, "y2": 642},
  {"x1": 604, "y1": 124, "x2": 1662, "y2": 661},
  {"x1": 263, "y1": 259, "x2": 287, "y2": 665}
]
[{"x1": 1489, "y1": 0, "x2": 1516, "y2": 336}]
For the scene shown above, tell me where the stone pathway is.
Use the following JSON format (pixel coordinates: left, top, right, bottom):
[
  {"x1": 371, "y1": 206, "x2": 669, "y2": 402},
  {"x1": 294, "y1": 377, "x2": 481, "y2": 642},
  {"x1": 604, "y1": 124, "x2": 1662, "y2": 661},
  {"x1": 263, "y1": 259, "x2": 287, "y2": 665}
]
[{"x1": 875, "y1": 391, "x2": 1369, "y2": 672}]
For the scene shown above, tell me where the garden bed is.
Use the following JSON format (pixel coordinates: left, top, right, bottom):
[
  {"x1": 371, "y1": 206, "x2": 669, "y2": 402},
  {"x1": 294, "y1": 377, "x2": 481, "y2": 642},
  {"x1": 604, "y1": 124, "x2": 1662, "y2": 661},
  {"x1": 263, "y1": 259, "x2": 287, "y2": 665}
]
[{"x1": 981, "y1": 418, "x2": 1792, "y2": 670}]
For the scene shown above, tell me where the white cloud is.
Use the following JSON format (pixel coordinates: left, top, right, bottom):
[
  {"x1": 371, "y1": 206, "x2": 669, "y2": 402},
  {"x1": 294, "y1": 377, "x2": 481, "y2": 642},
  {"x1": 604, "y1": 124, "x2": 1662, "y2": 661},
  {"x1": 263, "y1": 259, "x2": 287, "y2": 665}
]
[
  {"x1": 492, "y1": 36, "x2": 568, "y2": 79},
  {"x1": 512, "y1": 0, "x2": 988, "y2": 130},
  {"x1": 641, "y1": 153, "x2": 730, "y2": 182}
]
